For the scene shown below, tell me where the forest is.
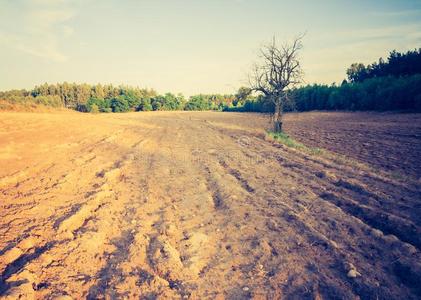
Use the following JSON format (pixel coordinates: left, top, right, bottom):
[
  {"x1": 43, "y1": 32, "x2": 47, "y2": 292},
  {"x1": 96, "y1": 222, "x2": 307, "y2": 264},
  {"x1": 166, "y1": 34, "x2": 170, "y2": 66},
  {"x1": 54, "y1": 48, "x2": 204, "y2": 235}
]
[
  {"x1": 0, "y1": 83, "x2": 235, "y2": 113},
  {"x1": 228, "y1": 48, "x2": 421, "y2": 112},
  {"x1": 1, "y1": 48, "x2": 420, "y2": 113}
]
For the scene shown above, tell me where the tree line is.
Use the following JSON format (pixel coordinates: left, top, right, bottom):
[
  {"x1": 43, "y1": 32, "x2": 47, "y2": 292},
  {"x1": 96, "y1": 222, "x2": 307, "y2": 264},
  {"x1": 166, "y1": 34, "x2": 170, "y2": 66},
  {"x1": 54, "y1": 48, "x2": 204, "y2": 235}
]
[
  {"x1": 1, "y1": 48, "x2": 420, "y2": 113},
  {"x1": 227, "y1": 48, "x2": 421, "y2": 113},
  {"x1": 346, "y1": 48, "x2": 421, "y2": 83},
  {"x1": 0, "y1": 83, "x2": 235, "y2": 112}
]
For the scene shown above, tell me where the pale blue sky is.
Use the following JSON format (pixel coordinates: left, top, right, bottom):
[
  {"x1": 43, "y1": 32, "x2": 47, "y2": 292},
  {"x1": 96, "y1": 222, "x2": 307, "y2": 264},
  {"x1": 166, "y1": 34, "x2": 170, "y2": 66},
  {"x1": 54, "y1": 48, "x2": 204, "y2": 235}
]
[{"x1": 1, "y1": 0, "x2": 421, "y2": 95}]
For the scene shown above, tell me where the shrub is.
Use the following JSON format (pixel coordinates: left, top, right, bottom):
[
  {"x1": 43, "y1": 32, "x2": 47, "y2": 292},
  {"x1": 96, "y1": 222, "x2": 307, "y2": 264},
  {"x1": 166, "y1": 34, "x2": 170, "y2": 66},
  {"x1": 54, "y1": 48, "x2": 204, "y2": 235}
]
[
  {"x1": 111, "y1": 96, "x2": 130, "y2": 112},
  {"x1": 86, "y1": 97, "x2": 110, "y2": 112},
  {"x1": 151, "y1": 96, "x2": 164, "y2": 111},
  {"x1": 90, "y1": 104, "x2": 99, "y2": 113},
  {"x1": 138, "y1": 98, "x2": 153, "y2": 111},
  {"x1": 33, "y1": 95, "x2": 63, "y2": 107},
  {"x1": 184, "y1": 95, "x2": 210, "y2": 111}
]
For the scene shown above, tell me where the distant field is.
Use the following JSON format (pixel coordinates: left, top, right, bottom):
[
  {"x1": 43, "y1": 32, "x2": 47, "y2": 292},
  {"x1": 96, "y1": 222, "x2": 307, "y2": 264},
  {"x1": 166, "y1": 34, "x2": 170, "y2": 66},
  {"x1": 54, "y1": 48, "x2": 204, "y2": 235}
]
[{"x1": 0, "y1": 111, "x2": 420, "y2": 299}]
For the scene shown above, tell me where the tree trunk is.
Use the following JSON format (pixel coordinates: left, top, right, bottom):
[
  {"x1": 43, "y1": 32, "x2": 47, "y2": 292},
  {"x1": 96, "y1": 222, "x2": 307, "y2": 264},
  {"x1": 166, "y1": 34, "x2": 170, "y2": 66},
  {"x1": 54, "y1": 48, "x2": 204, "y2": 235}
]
[{"x1": 273, "y1": 99, "x2": 282, "y2": 132}]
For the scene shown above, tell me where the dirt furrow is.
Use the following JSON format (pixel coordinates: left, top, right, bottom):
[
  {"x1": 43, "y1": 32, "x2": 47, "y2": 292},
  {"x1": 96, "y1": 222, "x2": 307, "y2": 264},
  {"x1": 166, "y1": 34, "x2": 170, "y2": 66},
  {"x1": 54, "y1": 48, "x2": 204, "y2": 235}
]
[{"x1": 1, "y1": 111, "x2": 421, "y2": 299}]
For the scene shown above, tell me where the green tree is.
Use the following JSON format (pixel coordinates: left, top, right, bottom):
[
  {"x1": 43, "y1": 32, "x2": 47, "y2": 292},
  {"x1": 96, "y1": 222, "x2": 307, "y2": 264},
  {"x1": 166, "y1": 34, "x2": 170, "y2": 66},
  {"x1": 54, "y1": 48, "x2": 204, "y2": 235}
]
[
  {"x1": 346, "y1": 63, "x2": 367, "y2": 83},
  {"x1": 185, "y1": 95, "x2": 210, "y2": 111},
  {"x1": 234, "y1": 87, "x2": 252, "y2": 106},
  {"x1": 138, "y1": 98, "x2": 153, "y2": 111},
  {"x1": 111, "y1": 96, "x2": 130, "y2": 112}
]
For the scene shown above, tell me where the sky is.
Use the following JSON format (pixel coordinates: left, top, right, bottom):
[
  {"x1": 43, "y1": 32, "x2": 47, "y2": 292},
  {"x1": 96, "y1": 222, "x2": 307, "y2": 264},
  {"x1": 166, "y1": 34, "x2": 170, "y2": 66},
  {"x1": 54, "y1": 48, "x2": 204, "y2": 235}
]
[{"x1": 1, "y1": 0, "x2": 421, "y2": 95}]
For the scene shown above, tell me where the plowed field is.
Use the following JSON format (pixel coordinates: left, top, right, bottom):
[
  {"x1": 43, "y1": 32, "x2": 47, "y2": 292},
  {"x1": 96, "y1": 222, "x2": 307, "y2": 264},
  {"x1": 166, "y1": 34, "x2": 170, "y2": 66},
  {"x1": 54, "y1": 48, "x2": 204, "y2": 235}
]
[{"x1": 1, "y1": 111, "x2": 420, "y2": 299}]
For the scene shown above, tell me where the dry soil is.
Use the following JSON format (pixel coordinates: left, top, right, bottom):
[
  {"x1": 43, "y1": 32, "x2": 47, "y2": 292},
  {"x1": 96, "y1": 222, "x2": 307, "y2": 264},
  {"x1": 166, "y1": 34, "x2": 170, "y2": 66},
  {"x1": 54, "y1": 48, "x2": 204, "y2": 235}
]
[{"x1": 0, "y1": 111, "x2": 420, "y2": 299}]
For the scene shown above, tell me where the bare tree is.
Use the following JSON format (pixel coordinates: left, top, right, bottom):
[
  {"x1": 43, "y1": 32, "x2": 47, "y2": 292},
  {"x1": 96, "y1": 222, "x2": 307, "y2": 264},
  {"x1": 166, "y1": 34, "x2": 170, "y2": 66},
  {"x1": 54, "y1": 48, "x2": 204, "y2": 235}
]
[{"x1": 249, "y1": 35, "x2": 304, "y2": 132}]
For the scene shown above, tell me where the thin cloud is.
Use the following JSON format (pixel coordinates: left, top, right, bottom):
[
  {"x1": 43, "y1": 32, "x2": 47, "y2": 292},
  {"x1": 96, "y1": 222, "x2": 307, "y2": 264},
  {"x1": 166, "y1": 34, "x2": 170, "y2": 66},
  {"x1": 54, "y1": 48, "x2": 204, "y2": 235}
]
[
  {"x1": 0, "y1": 0, "x2": 75, "y2": 62},
  {"x1": 369, "y1": 9, "x2": 421, "y2": 17},
  {"x1": 310, "y1": 23, "x2": 421, "y2": 45},
  {"x1": 0, "y1": 32, "x2": 68, "y2": 62}
]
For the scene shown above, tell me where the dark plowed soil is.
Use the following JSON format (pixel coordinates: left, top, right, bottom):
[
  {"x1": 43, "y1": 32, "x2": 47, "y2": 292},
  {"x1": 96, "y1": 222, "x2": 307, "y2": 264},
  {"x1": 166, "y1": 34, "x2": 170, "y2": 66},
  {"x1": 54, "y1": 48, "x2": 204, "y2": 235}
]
[{"x1": 284, "y1": 111, "x2": 421, "y2": 180}]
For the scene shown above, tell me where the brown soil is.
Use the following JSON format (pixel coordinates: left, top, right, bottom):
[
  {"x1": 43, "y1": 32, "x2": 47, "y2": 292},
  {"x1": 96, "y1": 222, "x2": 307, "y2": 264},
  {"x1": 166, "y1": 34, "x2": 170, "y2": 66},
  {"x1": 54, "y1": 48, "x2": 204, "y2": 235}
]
[
  {"x1": 283, "y1": 111, "x2": 421, "y2": 180},
  {"x1": 0, "y1": 111, "x2": 420, "y2": 299}
]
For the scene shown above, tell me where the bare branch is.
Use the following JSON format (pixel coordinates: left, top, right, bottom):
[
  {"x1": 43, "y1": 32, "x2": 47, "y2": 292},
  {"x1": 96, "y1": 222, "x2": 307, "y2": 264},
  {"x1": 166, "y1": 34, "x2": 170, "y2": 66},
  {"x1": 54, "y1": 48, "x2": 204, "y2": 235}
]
[{"x1": 248, "y1": 34, "x2": 304, "y2": 131}]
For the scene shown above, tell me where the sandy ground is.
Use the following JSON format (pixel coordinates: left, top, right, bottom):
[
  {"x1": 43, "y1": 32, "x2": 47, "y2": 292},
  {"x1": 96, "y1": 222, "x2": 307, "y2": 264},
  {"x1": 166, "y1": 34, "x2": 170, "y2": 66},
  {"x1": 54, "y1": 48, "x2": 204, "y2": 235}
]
[{"x1": 0, "y1": 111, "x2": 420, "y2": 299}]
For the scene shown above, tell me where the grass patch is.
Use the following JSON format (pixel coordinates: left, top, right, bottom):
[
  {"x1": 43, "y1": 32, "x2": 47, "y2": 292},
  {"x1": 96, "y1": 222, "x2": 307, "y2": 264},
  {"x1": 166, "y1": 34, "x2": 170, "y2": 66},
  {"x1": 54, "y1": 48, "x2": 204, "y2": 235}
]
[{"x1": 267, "y1": 131, "x2": 325, "y2": 155}]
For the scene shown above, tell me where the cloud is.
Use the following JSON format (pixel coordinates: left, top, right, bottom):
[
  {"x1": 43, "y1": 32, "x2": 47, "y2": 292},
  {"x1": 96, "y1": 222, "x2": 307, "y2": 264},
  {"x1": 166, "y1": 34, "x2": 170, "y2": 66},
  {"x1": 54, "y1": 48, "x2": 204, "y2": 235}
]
[
  {"x1": 0, "y1": 32, "x2": 68, "y2": 62},
  {"x1": 0, "y1": 0, "x2": 75, "y2": 62},
  {"x1": 369, "y1": 9, "x2": 421, "y2": 17},
  {"x1": 309, "y1": 22, "x2": 421, "y2": 47}
]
